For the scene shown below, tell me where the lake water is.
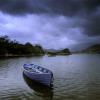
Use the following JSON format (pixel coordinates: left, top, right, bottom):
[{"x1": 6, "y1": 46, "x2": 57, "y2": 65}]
[{"x1": 0, "y1": 54, "x2": 100, "y2": 100}]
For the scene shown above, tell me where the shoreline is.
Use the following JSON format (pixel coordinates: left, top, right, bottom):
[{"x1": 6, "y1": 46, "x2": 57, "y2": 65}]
[{"x1": 0, "y1": 54, "x2": 44, "y2": 58}]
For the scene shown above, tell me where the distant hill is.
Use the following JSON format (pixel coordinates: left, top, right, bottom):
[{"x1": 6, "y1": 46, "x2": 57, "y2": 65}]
[
  {"x1": 44, "y1": 49, "x2": 60, "y2": 52},
  {"x1": 46, "y1": 48, "x2": 71, "y2": 56},
  {"x1": 81, "y1": 44, "x2": 100, "y2": 54}
]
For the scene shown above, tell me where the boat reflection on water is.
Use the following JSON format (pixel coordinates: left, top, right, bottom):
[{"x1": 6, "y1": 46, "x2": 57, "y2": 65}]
[{"x1": 23, "y1": 73, "x2": 54, "y2": 100}]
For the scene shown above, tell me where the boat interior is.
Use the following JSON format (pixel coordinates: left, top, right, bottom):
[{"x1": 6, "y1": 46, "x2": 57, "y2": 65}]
[{"x1": 24, "y1": 64, "x2": 51, "y2": 74}]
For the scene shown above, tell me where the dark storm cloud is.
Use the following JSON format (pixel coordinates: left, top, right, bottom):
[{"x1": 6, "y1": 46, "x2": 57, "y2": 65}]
[
  {"x1": 0, "y1": 0, "x2": 100, "y2": 50},
  {"x1": 83, "y1": 7, "x2": 100, "y2": 36},
  {"x1": 0, "y1": 0, "x2": 49, "y2": 14},
  {"x1": 0, "y1": 0, "x2": 100, "y2": 37},
  {"x1": 0, "y1": 0, "x2": 100, "y2": 15}
]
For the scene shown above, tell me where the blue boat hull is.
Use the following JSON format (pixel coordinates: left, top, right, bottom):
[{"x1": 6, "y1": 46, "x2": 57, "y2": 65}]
[{"x1": 23, "y1": 70, "x2": 53, "y2": 87}]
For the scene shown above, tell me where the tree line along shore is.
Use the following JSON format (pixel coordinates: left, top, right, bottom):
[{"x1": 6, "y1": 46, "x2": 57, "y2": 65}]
[
  {"x1": 0, "y1": 35, "x2": 99, "y2": 58},
  {"x1": 0, "y1": 35, "x2": 71, "y2": 57}
]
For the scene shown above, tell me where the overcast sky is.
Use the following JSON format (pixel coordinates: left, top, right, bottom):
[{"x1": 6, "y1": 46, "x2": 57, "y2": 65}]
[{"x1": 0, "y1": 0, "x2": 100, "y2": 50}]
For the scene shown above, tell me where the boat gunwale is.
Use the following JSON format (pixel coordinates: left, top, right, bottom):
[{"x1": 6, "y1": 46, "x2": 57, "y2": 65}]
[
  {"x1": 23, "y1": 68, "x2": 51, "y2": 75},
  {"x1": 23, "y1": 64, "x2": 53, "y2": 75}
]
